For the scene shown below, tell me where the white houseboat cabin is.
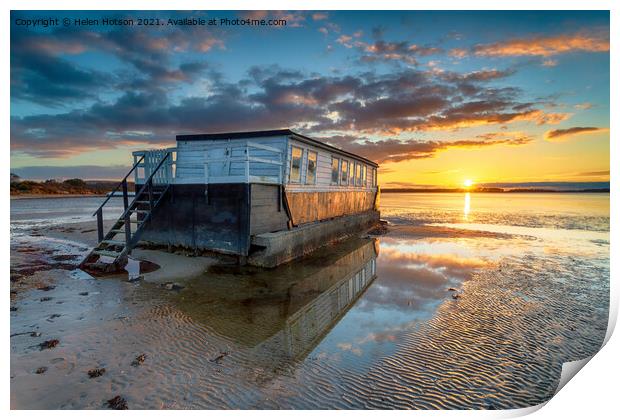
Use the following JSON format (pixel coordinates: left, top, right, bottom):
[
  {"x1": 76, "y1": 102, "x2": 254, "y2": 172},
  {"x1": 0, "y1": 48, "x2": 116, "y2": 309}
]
[{"x1": 80, "y1": 129, "x2": 380, "y2": 273}]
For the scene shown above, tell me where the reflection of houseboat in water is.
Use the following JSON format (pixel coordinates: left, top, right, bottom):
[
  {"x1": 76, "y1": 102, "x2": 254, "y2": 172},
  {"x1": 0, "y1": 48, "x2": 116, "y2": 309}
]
[
  {"x1": 81, "y1": 129, "x2": 380, "y2": 273},
  {"x1": 172, "y1": 237, "x2": 378, "y2": 361}
]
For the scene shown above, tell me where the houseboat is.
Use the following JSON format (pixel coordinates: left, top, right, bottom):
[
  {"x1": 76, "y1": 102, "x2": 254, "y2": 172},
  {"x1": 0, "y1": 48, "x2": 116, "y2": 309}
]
[{"x1": 80, "y1": 129, "x2": 380, "y2": 273}]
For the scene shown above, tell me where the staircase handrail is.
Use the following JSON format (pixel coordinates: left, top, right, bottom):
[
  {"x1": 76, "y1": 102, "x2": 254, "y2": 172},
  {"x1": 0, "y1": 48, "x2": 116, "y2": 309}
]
[
  {"x1": 117, "y1": 151, "x2": 172, "y2": 222},
  {"x1": 92, "y1": 155, "x2": 145, "y2": 217}
]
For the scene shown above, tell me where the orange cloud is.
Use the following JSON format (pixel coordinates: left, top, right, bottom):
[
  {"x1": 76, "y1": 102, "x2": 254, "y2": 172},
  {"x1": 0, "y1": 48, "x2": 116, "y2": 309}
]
[
  {"x1": 575, "y1": 102, "x2": 593, "y2": 110},
  {"x1": 545, "y1": 126, "x2": 607, "y2": 141},
  {"x1": 523, "y1": 110, "x2": 572, "y2": 125},
  {"x1": 414, "y1": 109, "x2": 570, "y2": 132},
  {"x1": 324, "y1": 132, "x2": 533, "y2": 163},
  {"x1": 472, "y1": 32, "x2": 609, "y2": 57},
  {"x1": 197, "y1": 38, "x2": 225, "y2": 52},
  {"x1": 336, "y1": 35, "x2": 353, "y2": 48},
  {"x1": 448, "y1": 48, "x2": 468, "y2": 59},
  {"x1": 240, "y1": 10, "x2": 268, "y2": 20}
]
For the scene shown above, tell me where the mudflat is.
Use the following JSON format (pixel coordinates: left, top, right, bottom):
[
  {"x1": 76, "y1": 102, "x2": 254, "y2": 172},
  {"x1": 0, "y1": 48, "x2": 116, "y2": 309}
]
[{"x1": 10, "y1": 193, "x2": 609, "y2": 409}]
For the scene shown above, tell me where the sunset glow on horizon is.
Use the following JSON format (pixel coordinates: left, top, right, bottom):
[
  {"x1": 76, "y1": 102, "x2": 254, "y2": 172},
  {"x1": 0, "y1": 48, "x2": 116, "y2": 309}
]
[{"x1": 10, "y1": 11, "x2": 610, "y2": 186}]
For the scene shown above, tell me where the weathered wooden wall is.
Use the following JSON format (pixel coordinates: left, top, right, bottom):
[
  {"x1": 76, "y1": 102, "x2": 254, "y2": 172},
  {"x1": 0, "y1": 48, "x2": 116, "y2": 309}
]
[
  {"x1": 284, "y1": 189, "x2": 377, "y2": 226},
  {"x1": 250, "y1": 184, "x2": 289, "y2": 235},
  {"x1": 175, "y1": 136, "x2": 288, "y2": 183}
]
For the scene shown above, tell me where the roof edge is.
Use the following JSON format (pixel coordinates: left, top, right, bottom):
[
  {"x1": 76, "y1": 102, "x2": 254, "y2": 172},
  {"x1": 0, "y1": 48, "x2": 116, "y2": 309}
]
[{"x1": 176, "y1": 129, "x2": 378, "y2": 167}]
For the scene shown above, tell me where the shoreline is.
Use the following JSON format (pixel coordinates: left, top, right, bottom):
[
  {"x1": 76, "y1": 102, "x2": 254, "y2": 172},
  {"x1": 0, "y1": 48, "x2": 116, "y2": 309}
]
[
  {"x1": 381, "y1": 189, "x2": 610, "y2": 194},
  {"x1": 10, "y1": 190, "x2": 610, "y2": 200},
  {"x1": 11, "y1": 194, "x2": 108, "y2": 200}
]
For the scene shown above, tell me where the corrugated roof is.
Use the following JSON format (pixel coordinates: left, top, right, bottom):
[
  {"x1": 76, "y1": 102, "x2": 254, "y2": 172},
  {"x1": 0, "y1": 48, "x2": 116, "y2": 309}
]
[{"x1": 176, "y1": 129, "x2": 378, "y2": 167}]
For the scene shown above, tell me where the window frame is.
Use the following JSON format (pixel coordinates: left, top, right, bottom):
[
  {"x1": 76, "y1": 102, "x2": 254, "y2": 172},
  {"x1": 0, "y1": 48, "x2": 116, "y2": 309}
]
[
  {"x1": 355, "y1": 163, "x2": 362, "y2": 186},
  {"x1": 306, "y1": 150, "x2": 318, "y2": 185},
  {"x1": 331, "y1": 156, "x2": 340, "y2": 185},
  {"x1": 349, "y1": 160, "x2": 355, "y2": 185},
  {"x1": 340, "y1": 159, "x2": 349, "y2": 185},
  {"x1": 289, "y1": 146, "x2": 303, "y2": 183}
]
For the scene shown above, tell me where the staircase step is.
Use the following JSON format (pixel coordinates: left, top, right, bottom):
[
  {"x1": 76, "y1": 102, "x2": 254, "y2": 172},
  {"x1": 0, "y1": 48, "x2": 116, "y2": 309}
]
[
  {"x1": 93, "y1": 249, "x2": 122, "y2": 258},
  {"x1": 101, "y1": 239, "x2": 126, "y2": 246},
  {"x1": 114, "y1": 220, "x2": 143, "y2": 227},
  {"x1": 80, "y1": 153, "x2": 171, "y2": 274}
]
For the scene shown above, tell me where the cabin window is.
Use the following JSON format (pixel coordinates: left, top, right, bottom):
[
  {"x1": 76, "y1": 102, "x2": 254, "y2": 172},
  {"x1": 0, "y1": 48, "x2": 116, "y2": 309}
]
[
  {"x1": 356, "y1": 163, "x2": 362, "y2": 186},
  {"x1": 290, "y1": 147, "x2": 303, "y2": 183},
  {"x1": 361, "y1": 165, "x2": 367, "y2": 186},
  {"x1": 349, "y1": 161, "x2": 355, "y2": 185},
  {"x1": 306, "y1": 151, "x2": 317, "y2": 184},
  {"x1": 340, "y1": 160, "x2": 348, "y2": 185},
  {"x1": 372, "y1": 168, "x2": 377, "y2": 186},
  {"x1": 331, "y1": 157, "x2": 339, "y2": 184}
]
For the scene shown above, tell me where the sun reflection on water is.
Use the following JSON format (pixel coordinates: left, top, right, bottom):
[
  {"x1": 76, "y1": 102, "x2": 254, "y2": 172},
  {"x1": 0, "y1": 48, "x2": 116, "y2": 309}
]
[{"x1": 463, "y1": 192, "x2": 471, "y2": 220}]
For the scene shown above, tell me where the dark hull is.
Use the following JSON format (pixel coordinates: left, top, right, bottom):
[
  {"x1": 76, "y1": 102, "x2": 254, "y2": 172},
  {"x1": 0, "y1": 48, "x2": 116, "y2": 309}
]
[
  {"x1": 137, "y1": 183, "x2": 252, "y2": 256},
  {"x1": 136, "y1": 183, "x2": 378, "y2": 259}
]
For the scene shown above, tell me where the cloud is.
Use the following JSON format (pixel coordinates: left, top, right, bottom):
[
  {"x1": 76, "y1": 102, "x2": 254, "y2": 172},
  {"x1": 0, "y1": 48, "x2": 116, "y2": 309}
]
[
  {"x1": 312, "y1": 12, "x2": 328, "y2": 21},
  {"x1": 11, "y1": 14, "x2": 226, "y2": 106},
  {"x1": 440, "y1": 68, "x2": 515, "y2": 82},
  {"x1": 336, "y1": 37, "x2": 442, "y2": 64},
  {"x1": 448, "y1": 48, "x2": 468, "y2": 59},
  {"x1": 11, "y1": 15, "x2": 574, "y2": 161},
  {"x1": 545, "y1": 126, "x2": 606, "y2": 141},
  {"x1": 320, "y1": 132, "x2": 533, "y2": 163},
  {"x1": 239, "y1": 10, "x2": 269, "y2": 20},
  {"x1": 542, "y1": 59, "x2": 558, "y2": 67},
  {"x1": 11, "y1": 65, "x2": 565, "y2": 158},
  {"x1": 575, "y1": 170, "x2": 609, "y2": 177},
  {"x1": 575, "y1": 102, "x2": 593, "y2": 110},
  {"x1": 471, "y1": 31, "x2": 609, "y2": 57},
  {"x1": 11, "y1": 52, "x2": 110, "y2": 106}
]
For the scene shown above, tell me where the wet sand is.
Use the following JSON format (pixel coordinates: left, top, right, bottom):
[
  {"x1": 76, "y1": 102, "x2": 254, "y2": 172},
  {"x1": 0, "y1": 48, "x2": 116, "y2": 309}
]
[
  {"x1": 10, "y1": 194, "x2": 609, "y2": 409},
  {"x1": 11, "y1": 219, "x2": 218, "y2": 294}
]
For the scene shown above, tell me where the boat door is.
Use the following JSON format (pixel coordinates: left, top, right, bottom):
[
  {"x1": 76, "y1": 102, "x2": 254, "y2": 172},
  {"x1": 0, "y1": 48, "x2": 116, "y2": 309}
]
[{"x1": 204, "y1": 144, "x2": 231, "y2": 183}]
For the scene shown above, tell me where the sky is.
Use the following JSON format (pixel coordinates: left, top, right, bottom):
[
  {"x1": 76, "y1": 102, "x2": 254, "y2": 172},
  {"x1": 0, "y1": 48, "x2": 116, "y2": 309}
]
[{"x1": 10, "y1": 10, "x2": 610, "y2": 187}]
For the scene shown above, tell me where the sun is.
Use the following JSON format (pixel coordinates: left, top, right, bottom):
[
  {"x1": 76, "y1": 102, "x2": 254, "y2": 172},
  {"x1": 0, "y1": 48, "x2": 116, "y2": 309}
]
[{"x1": 463, "y1": 179, "x2": 474, "y2": 188}]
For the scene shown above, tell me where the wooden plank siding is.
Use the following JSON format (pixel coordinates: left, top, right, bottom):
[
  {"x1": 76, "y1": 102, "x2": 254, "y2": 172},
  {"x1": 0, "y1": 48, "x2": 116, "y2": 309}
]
[
  {"x1": 284, "y1": 190, "x2": 377, "y2": 226},
  {"x1": 175, "y1": 136, "x2": 288, "y2": 184},
  {"x1": 282, "y1": 137, "x2": 378, "y2": 225},
  {"x1": 250, "y1": 184, "x2": 289, "y2": 234}
]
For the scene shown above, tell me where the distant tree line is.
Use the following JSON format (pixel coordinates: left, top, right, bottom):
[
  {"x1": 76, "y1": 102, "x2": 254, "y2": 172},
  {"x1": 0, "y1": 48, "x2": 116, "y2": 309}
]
[{"x1": 10, "y1": 178, "x2": 131, "y2": 196}]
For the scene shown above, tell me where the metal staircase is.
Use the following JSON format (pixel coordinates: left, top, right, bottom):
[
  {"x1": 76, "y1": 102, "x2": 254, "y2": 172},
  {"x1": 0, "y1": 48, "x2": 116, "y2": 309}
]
[{"x1": 80, "y1": 150, "x2": 173, "y2": 275}]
